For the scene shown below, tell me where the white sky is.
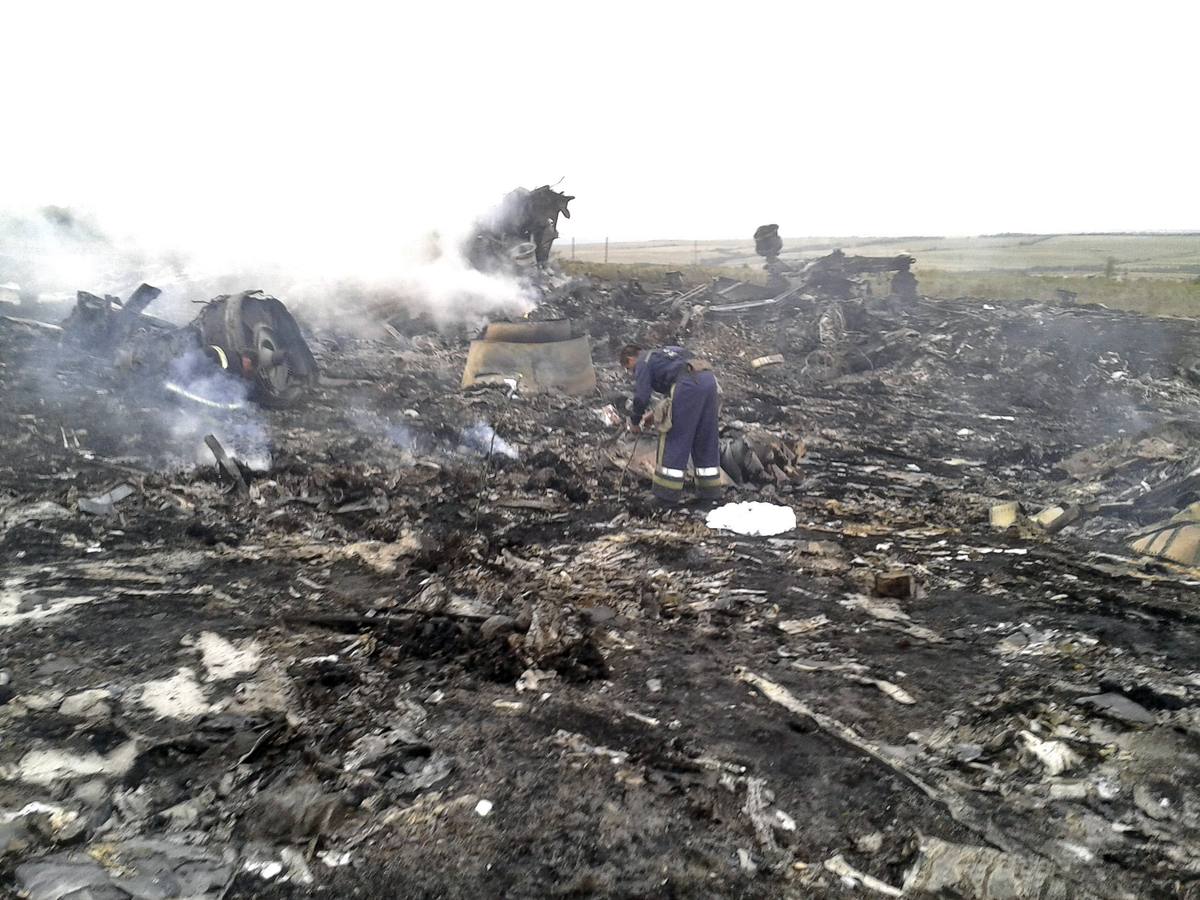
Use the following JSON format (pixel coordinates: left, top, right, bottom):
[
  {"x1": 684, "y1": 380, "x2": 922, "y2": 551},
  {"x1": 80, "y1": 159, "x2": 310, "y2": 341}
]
[{"x1": 3, "y1": 0, "x2": 1198, "y2": 249}]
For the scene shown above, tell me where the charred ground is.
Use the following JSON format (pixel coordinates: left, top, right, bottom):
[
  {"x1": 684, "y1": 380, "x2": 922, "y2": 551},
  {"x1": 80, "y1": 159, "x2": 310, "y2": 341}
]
[{"x1": 3, "y1": 277, "x2": 1200, "y2": 898}]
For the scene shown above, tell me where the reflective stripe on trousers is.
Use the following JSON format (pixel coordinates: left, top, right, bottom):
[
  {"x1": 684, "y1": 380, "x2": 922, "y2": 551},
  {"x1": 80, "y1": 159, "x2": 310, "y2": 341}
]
[{"x1": 653, "y1": 372, "x2": 722, "y2": 500}]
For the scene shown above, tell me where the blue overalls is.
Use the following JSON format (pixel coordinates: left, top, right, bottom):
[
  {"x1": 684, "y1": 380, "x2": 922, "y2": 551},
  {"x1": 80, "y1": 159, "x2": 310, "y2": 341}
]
[{"x1": 630, "y1": 347, "x2": 722, "y2": 503}]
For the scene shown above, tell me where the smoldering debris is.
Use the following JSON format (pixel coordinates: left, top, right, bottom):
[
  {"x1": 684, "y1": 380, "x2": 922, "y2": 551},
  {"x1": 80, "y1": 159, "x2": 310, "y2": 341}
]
[
  {"x1": 6, "y1": 256, "x2": 1200, "y2": 898},
  {"x1": 61, "y1": 285, "x2": 319, "y2": 409},
  {"x1": 467, "y1": 184, "x2": 574, "y2": 272},
  {"x1": 458, "y1": 422, "x2": 519, "y2": 460}
]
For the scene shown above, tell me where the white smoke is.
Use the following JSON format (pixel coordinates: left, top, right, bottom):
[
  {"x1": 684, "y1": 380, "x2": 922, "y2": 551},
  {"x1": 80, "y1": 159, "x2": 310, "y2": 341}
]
[
  {"x1": 459, "y1": 421, "x2": 519, "y2": 460},
  {"x1": 161, "y1": 351, "x2": 272, "y2": 471},
  {"x1": 0, "y1": 193, "x2": 544, "y2": 331}
]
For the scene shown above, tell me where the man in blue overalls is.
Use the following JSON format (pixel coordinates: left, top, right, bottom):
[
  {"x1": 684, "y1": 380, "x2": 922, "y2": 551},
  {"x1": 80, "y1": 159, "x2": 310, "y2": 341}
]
[{"x1": 620, "y1": 344, "x2": 722, "y2": 505}]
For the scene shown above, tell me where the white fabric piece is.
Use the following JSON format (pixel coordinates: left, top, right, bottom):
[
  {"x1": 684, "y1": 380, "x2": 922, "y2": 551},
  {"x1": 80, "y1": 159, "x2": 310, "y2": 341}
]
[{"x1": 706, "y1": 501, "x2": 797, "y2": 537}]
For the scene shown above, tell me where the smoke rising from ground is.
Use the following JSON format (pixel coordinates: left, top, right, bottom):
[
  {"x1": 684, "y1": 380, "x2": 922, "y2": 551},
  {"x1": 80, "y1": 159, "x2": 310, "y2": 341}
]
[
  {"x1": 162, "y1": 352, "x2": 272, "y2": 471},
  {"x1": 0, "y1": 197, "x2": 540, "y2": 331}
]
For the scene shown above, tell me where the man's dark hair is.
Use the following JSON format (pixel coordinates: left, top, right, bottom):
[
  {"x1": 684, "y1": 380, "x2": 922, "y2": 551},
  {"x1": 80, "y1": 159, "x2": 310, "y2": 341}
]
[{"x1": 619, "y1": 343, "x2": 642, "y2": 365}]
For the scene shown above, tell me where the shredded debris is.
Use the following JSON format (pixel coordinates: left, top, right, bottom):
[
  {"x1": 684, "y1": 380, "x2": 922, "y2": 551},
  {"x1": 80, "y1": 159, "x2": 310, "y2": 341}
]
[
  {"x1": 135, "y1": 667, "x2": 212, "y2": 719},
  {"x1": 4, "y1": 261, "x2": 1200, "y2": 897},
  {"x1": 191, "y1": 632, "x2": 262, "y2": 682}
]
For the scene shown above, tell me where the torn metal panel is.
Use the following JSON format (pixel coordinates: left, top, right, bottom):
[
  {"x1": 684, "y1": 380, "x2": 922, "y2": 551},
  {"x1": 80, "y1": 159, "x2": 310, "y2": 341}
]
[
  {"x1": 1129, "y1": 503, "x2": 1200, "y2": 566},
  {"x1": 461, "y1": 319, "x2": 596, "y2": 395},
  {"x1": 60, "y1": 284, "x2": 175, "y2": 352}
]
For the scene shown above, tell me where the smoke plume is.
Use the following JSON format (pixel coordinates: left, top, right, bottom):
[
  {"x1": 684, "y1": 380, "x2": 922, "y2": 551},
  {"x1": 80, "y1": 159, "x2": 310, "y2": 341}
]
[{"x1": 0, "y1": 196, "x2": 542, "y2": 331}]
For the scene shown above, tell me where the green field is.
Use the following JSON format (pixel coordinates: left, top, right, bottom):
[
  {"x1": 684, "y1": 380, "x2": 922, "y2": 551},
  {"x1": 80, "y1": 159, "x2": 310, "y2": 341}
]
[{"x1": 565, "y1": 233, "x2": 1200, "y2": 317}]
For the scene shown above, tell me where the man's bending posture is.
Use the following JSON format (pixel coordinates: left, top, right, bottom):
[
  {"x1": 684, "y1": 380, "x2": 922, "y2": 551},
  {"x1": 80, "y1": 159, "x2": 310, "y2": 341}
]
[{"x1": 621, "y1": 343, "x2": 722, "y2": 505}]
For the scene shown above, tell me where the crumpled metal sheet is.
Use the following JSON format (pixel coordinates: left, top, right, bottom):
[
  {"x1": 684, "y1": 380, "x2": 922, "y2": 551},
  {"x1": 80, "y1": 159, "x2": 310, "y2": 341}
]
[
  {"x1": 461, "y1": 320, "x2": 595, "y2": 395},
  {"x1": 1129, "y1": 502, "x2": 1200, "y2": 566}
]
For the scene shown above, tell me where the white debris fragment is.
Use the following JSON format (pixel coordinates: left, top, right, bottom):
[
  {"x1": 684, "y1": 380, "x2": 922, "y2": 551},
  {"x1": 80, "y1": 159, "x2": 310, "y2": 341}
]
[
  {"x1": 706, "y1": 502, "x2": 797, "y2": 537},
  {"x1": 318, "y1": 851, "x2": 352, "y2": 868},
  {"x1": 0, "y1": 802, "x2": 79, "y2": 834},
  {"x1": 854, "y1": 677, "x2": 916, "y2": 705},
  {"x1": 778, "y1": 615, "x2": 830, "y2": 636},
  {"x1": 623, "y1": 710, "x2": 660, "y2": 727},
  {"x1": 1058, "y1": 841, "x2": 1096, "y2": 863},
  {"x1": 773, "y1": 809, "x2": 797, "y2": 832},
  {"x1": 58, "y1": 689, "x2": 113, "y2": 719},
  {"x1": 595, "y1": 404, "x2": 623, "y2": 427},
  {"x1": 281, "y1": 847, "x2": 315, "y2": 885},
  {"x1": 824, "y1": 854, "x2": 903, "y2": 896},
  {"x1": 0, "y1": 580, "x2": 97, "y2": 629},
  {"x1": 475, "y1": 799, "x2": 493, "y2": 817},
  {"x1": 1019, "y1": 730, "x2": 1081, "y2": 776},
  {"x1": 244, "y1": 860, "x2": 284, "y2": 880},
  {"x1": 10, "y1": 742, "x2": 140, "y2": 785},
  {"x1": 516, "y1": 668, "x2": 557, "y2": 693},
  {"x1": 192, "y1": 632, "x2": 262, "y2": 681},
  {"x1": 136, "y1": 667, "x2": 212, "y2": 719}
]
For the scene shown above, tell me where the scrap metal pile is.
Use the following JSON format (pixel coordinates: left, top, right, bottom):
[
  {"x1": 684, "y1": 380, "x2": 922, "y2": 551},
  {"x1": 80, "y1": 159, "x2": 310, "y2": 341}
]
[{"x1": 4, "y1": 266, "x2": 1200, "y2": 898}]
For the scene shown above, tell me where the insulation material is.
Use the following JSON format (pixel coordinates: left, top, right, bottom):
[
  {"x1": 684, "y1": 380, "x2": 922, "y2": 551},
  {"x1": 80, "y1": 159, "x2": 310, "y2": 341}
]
[{"x1": 706, "y1": 502, "x2": 797, "y2": 536}]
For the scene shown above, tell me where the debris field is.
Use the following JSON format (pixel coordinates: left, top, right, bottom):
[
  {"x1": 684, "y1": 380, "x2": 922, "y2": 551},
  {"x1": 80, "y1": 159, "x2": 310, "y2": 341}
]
[{"x1": 4, "y1": 273, "x2": 1200, "y2": 899}]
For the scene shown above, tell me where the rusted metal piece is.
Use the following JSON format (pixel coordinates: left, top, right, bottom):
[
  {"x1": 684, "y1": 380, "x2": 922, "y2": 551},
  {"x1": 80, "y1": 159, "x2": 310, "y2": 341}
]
[
  {"x1": 461, "y1": 319, "x2": 596, "y2": 395},
  {"x1": 481, "y1": 320, "x2": 573, "y2": 343},
  {"x1": 874, "y1": 569, "x2": 917, "y2": 599}
]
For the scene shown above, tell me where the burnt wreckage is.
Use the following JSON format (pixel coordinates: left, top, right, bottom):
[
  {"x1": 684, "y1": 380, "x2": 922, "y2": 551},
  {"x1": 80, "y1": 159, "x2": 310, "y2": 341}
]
[
  {"x1": 467, "y1": 184, "x2": 574, "y2": 271},
  {"x1": 8, "y1": 227, "x2": 1200, "y2": 897},
  {"x1": 60, "y1": 285, "x2": 319, "y2": 407},
  {"x1": 698, "y1": 224, "x2": 919, "y2": 316}
]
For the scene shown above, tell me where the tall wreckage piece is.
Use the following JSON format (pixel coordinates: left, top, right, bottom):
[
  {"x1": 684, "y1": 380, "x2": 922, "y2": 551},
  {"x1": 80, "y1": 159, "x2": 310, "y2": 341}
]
[{"x1": 467, "y1": 184, "x2": 574, "y2": 272}]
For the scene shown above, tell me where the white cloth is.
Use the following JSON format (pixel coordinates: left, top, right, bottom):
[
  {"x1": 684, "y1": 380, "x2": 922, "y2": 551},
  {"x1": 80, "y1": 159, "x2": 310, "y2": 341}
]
[{"x1": 705, "y1": 501, "x2": 797, "y2": 536}]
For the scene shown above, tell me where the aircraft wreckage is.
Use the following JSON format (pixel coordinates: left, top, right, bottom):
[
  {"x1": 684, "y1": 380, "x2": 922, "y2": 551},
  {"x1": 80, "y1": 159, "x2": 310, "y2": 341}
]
[
  {"x1": 6, "y1": 234, "x2": 1200, "y2": 897},
  {"x1": 467, "y1": 184, "x2": 574, "y2": 272},
  {"x1": 58, "y1": 285, "x2": 319, "y2": 407}
]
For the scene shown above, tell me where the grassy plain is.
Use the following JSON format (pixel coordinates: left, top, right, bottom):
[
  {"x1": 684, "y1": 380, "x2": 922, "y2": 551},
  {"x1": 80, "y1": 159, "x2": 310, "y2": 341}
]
[{"x1": 563, "y1": 233, "x2": 1200, "y2": 317}]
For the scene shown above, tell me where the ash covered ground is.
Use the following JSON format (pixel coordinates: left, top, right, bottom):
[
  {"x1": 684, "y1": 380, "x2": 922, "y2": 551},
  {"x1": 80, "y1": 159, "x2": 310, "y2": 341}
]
[{"x1": 4, "y1": 276, "x2": 1200, "y2": 899}]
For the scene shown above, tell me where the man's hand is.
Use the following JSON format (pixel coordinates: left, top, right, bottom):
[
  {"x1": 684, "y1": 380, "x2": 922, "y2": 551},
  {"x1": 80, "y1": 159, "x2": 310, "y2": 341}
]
[{"x1": 640, "y1": 411, "x2": 655, "y2": 429}]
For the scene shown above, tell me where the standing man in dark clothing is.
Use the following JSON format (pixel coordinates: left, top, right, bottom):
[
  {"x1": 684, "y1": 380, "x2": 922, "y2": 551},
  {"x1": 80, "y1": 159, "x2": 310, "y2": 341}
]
[{"x1": 620, "y1": 344, "x2": 722, "y2": 505}]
